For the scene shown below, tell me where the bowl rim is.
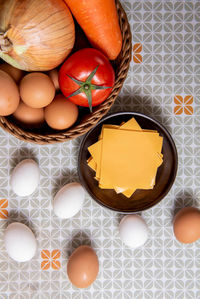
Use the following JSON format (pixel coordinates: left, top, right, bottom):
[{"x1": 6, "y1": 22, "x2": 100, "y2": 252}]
[{"x1": 78, "y1": 111, "x2": 178, "y2": 213}]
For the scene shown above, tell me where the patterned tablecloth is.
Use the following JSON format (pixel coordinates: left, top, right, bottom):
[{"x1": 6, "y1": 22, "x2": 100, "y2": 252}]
[{"x1": 0, "y1": 0, "x2": 200, "y2": 298}]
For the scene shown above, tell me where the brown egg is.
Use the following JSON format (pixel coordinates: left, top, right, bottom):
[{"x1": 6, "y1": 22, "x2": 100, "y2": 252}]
[
  {"x1": 20, "y1": 73, "x2": 55, "y2": 108},
  {"x1": 0, "y1": 63, "x2": 24, "y2": 83},
  {"x1": 173, "y1": 207, "x2": 200, "y2": 243},
  {"x1": 13, "y1": 101, "x2": 45, "y2": 128},
  {"x1": 48, "y1": 69, "x2": 59, "y2": 91},
  {"x1": 67, "y1": 245, "x2": 99, "y2": 288},
  {"x1": 44, "y1": 94, "x2": 78, "y2": 130},
  {"x1": 0, "y1": 70, "x2": 20, "y2": 116}
]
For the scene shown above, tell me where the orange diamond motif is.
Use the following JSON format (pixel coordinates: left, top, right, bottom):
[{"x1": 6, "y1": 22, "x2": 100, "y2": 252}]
[
  {"x1": 0, "y1": 199, "x2": 8, "y2": 219},
  {"x1": 174, "y1": 95, "x2": 193, "y2": 115},
  {"x1": 41, "y1": 249, "x2": 61, "y2": 270},
  {"x1": 133, "y1": 43, "x2": 143, "y2": 63}
]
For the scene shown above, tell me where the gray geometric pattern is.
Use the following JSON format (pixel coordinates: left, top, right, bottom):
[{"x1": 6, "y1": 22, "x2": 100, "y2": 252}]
[{"x1": 0, "y1": 0, "x2": 200, "y2": 298}]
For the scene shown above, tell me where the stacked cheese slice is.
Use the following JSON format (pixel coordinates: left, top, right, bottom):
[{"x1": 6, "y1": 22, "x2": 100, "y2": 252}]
[{"x1": 87, "y1": 118, "x2": 163, "y2": 198}]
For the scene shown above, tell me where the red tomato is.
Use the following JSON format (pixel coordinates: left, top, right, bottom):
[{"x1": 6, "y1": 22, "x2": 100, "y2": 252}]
[{"x1": 59, "y1": 48, "x2": 115, "y2": 111}]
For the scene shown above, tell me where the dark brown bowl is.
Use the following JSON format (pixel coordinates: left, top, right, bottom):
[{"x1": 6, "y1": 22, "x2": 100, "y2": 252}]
[{"x1": 78, "y1": 112, "x2": 178, "y2": 213}]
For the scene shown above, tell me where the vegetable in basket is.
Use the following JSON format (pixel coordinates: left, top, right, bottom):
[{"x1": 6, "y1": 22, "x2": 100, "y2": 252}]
[
  {"x1": 0, "y1": 0, "x2": 75, "y2": 71},
  {"x1": 64, "y1": 0, "x2": 122, "y2": 60},
  {"x1": 59, "y1": 48, "x2": 115, "y2": 112}
]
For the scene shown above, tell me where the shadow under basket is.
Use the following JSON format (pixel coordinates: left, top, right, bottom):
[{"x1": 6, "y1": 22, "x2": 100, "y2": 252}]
[{"x1": 0, "y1": 0, "x2": 132, "y2": 145}]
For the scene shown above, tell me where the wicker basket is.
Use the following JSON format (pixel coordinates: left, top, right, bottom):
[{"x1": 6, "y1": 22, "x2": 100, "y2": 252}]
[{"x1": 0, "y1": 0, "x2": 132, "y2": 144}]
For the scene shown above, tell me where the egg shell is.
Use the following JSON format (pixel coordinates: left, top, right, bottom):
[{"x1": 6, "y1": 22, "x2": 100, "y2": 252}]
[
  {"x1": 44, "y1": 94, "x2": 78, "y2": 130},
  {"x1": 0, "y1": 70, "x2": 20, "y2": 116},
  {"x1": 67, "y1": 245, "x2": 99, "y2": 288},
  {"x1": 13, "y1": 101, "x2": 45, "y2": 128},
  {"x1": 48, "y1": 69, "x2": 59, "y2": 91},
  {"x1": 4, "y1": 222, "x2": 37, "y2": 262},
  {"x1": 20, "y1": 73, "x2": 55, "y2": 108},
  {"x1": 173, "y1": 207, "x2": 200, "y2": 244},
  {"x1": 119, "y1": 215, "x2": 148, "y2": 248},
  {"x1": 53, "y1": 182, "x2": 85, "y2": 219},
  {"x1": 0, "y1": 63, "x2": 24, "y2": 83},
  {"x1": 11, "y1": 159, "x2": 40, "y2": 197}
]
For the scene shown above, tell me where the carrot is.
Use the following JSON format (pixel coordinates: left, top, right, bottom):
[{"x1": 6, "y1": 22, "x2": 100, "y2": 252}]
[{"x1": 64, "y1": 0, "x2": 122, "y2": 60}]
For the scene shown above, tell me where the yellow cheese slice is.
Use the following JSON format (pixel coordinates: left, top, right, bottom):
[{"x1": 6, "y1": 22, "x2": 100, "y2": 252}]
[
  {"x1": 88, "y1": 118, "x2": 148, "y2": 180},
  {"x1": 88, "y1": 122, "x2": 136, "y2": 179},
  {"x1": 88, "y1": 120, "x2": 163, "y2": 195},
  {"x1": 119, "y1": 117, "x2": 142, "y2": 131},
  {"x1": 99, "y1": 124, "x2": 120, "y2": 139},
  {"x1": 87, "y1": 118, "x2": 163, "y2": 197},
  {"x1": 122, "y1": 188, "x2": 137, "y2": 198},
  {"x1": 87, "y1": 156, "x2": 92, "y2": 164},
  {"x1": 87, "y1": 157, "x2": 97, "y2": 171},
  {"x1": 88, "y1": 125, "x2": 121, "y2": 172},
  {"x1": 88, "y1": 119, "x2": 163, "y2": 174},
  {"x1": 99, "y1": 128, "x2": 163, "y2": 190},
  {"x1": 112, "y1": 119, "x2": 162, "y2": 197},
  {"x1": 99, "y1": 130, "x2": 162, "y2": 190}
]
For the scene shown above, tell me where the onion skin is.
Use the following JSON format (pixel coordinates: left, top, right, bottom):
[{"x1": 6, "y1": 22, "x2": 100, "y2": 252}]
[{"x1": 0, "y1": 0, "x2": 75, "y2": 71}]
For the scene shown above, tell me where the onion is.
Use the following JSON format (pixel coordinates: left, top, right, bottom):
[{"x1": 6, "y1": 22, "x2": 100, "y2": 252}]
[{"x1": 0, "y1": 0, "x2": 75, "y2": 71}]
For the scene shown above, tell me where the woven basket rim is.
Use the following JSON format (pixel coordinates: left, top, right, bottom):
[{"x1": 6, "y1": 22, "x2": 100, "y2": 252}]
[{"x1": 0, "y1": 0, "x2": 132, "y2": 144}]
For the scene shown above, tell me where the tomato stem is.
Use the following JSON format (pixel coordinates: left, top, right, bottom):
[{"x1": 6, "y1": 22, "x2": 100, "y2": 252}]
[
  {"x1": 84, "y1": 84, "x2": 89, "y2": 90},
  {"x1": 85, "y1": 90, "x2": 93, "y2": 113},
  {"x1": 66, "y1": 65, "x2": 112, "y2": 112}
]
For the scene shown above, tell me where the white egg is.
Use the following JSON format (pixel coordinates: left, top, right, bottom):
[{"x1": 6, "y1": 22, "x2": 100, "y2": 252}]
[
  {"x1": 4, "y1": 222, "x2": 37, "y2": 262},
  {"x1": 11, "y1": 159, "x2": 40, "y2": 197},
  {"x1": 119, "y1": 215, "x2": 148, "y2": 248},
  {"x1": 53, "y1": 182, "x2": 85, "y2": 219}
]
